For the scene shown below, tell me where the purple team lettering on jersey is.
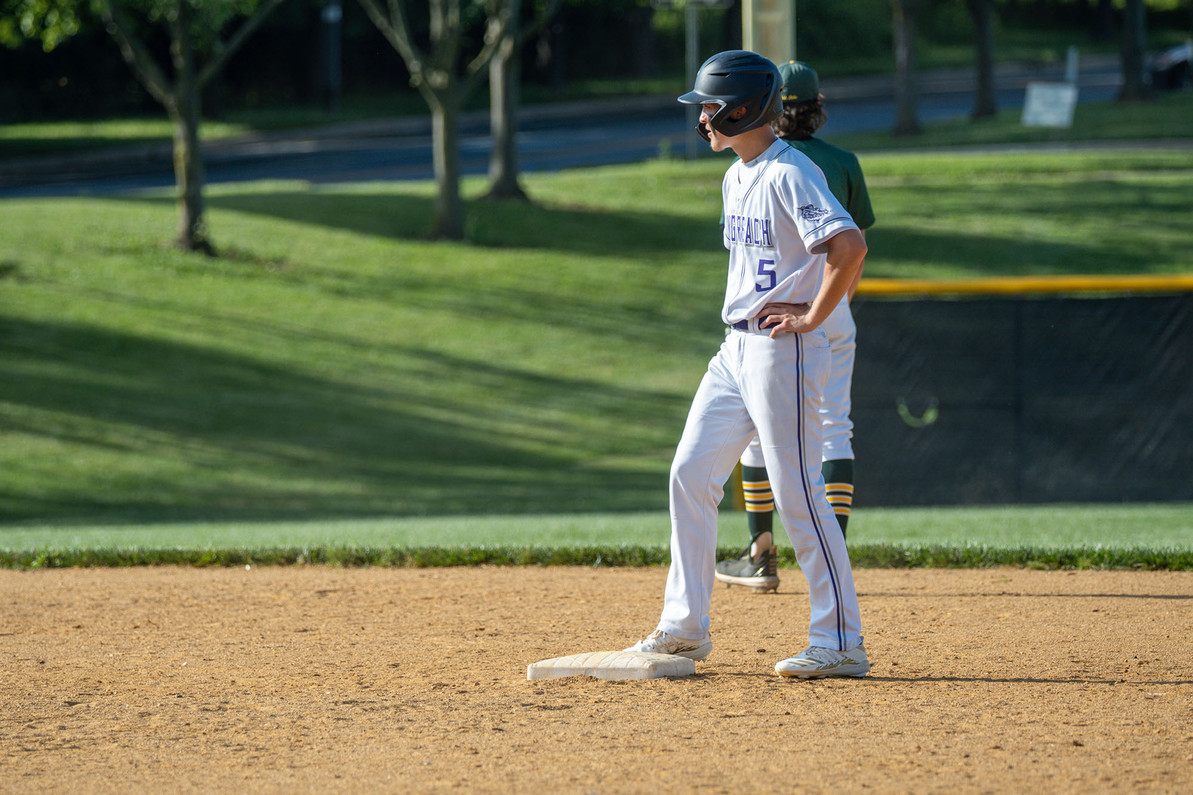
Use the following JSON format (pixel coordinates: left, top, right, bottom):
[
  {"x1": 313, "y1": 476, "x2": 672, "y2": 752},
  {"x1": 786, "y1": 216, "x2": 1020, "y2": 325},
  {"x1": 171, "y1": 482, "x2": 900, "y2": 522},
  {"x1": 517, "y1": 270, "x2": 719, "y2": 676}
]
[{"x1": 724, "y1": 214, "x2": 773, "y2": 247}]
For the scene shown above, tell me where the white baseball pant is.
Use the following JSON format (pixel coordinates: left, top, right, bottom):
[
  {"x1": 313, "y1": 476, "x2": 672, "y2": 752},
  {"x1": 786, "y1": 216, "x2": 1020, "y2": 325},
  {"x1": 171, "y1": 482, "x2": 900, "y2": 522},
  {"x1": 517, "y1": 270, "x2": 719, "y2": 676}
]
[
  {"x1": 740, "y1": 296, "x2": 856, "y2": 468},
  {"x1": 657, "y1": 323, "x2": 864, "y2": 651}
]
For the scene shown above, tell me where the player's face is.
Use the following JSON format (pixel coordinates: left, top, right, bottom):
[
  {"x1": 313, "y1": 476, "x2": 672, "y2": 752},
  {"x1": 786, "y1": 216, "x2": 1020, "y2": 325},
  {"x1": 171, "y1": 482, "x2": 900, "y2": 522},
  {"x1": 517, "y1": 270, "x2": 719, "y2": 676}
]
[{"x1": 700, "y1": 104, "x2": 743, "y2": 152}]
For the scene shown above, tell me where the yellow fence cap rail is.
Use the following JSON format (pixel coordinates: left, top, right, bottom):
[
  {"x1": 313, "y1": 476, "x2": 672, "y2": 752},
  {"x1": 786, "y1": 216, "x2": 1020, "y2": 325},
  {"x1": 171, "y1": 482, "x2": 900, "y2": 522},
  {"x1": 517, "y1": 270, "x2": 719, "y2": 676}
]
[{"x1": 858, "y1": 274, "x2": 1193, "y2": 297}]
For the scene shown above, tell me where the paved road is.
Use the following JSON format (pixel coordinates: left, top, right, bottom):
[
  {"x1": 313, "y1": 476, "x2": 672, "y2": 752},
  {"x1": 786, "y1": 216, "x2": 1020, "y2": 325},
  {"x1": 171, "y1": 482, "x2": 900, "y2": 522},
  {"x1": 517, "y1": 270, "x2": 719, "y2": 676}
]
[{"x1": 0, "y1": 56, "x2": 1124, "y2": 198}]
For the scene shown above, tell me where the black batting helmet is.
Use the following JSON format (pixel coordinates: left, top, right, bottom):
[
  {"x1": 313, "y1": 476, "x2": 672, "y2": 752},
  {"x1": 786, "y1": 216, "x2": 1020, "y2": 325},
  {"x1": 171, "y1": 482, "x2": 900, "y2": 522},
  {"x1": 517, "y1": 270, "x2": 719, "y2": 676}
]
[{"x1": 678, "y1": 50, "x2": 782, "y2": 140}]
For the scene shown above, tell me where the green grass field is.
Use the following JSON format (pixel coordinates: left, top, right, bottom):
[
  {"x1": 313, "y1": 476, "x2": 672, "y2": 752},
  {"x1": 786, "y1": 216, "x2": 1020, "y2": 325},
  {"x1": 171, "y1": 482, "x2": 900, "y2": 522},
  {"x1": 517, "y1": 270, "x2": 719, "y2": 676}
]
[
  {"x1": 2, "y1": 97, "x2": 1192, "y2": 567},
  {"x1": 2, "y1": 503, "x2": 1191, "y2": 570}
]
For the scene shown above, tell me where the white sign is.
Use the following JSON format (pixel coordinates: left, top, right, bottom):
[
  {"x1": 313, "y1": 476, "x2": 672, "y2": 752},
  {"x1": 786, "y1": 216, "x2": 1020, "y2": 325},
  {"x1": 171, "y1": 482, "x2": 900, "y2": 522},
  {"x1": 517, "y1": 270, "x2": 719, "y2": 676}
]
[{"x1": 1021, "y1": 81, "x2": 1079, "y2": 129}]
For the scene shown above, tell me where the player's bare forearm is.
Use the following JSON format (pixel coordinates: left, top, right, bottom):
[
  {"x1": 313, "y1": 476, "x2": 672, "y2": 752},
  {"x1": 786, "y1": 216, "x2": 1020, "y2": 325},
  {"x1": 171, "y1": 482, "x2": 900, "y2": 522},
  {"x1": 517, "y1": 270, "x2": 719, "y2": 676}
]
[
  {"x1": 816, "y1": 229, "x2": 867, "y2": 321},
  {"x1": 846, "y1": 230, "x2": 867, "y2": 303},
  {"x1": 846, "y1": 260, "x2": 865, "y2": 303},
  {"x1": 760, "y1": 229, "x2": 867, "y2": 337}
]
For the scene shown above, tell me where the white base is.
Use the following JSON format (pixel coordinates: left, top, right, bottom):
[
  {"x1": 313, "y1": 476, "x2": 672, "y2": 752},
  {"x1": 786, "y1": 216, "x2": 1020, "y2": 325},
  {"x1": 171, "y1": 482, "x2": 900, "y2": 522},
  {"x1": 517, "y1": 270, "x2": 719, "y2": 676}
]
[{"x1": 527, "y1": 650, "x2": 696, "y2": 681}]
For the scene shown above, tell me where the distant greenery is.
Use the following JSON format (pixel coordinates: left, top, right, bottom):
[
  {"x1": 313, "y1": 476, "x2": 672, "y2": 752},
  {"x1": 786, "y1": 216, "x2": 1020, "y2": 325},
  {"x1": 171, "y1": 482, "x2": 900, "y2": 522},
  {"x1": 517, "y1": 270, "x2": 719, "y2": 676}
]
[{"x1": 3, "y1": 0, "x2": 1189, "y2": 127}]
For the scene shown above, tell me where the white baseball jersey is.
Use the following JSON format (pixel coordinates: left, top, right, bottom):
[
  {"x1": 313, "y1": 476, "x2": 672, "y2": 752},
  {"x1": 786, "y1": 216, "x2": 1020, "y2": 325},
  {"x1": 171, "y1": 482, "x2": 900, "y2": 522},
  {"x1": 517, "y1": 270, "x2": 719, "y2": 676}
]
[{"x1": 721, "y1": 138, "x2": 858, "y2": 326}]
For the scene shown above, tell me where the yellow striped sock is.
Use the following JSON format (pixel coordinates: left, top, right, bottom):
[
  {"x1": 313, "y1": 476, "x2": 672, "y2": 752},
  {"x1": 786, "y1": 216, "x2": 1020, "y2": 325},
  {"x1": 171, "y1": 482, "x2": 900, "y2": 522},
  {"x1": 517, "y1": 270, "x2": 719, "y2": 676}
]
[
  {"x1": 825, "y1": 481, "x2": 854, "y2": 517},
  {"x1": 742, "y1": 478, "x2": 774, "y2": 513}
]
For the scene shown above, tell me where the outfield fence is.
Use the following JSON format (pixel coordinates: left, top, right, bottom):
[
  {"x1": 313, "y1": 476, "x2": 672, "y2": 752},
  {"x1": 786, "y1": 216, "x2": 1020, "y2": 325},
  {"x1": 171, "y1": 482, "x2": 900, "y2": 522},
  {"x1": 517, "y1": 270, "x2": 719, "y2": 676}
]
[{"x1": 850, "y1": 276, "x2": 1193, "y2": 506}]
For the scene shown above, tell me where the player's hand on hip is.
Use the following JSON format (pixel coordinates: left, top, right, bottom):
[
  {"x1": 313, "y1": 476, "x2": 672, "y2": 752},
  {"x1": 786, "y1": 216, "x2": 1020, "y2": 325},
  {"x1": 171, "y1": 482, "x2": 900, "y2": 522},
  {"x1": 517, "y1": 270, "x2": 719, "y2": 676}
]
[{"x1": 759, "y1": 303, "x2": 814, "y2": 338}]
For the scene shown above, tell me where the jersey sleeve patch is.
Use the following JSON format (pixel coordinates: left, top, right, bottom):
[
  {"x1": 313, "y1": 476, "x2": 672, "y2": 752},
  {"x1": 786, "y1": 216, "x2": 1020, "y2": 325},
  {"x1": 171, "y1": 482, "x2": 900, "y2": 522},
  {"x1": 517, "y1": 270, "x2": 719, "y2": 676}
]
[{"x1": 798, "y1": 204, "x2": 833, "y2": 224}]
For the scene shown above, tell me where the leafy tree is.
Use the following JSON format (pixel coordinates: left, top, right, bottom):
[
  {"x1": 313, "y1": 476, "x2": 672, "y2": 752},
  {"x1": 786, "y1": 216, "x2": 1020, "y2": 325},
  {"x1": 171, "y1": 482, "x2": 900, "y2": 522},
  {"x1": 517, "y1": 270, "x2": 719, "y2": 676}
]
[
  {"x1": 100, "y1": 0, "x2": 286, "y2": 253},
  {"x1": 0, "y1": 0, "x2": 82, "y2": 51},
  {"x1": 2, "y1": 0, "x2": 286, "y2": 254},
  {"x1": 357, "y1": 0, "x2": 516, "y2": 239}
]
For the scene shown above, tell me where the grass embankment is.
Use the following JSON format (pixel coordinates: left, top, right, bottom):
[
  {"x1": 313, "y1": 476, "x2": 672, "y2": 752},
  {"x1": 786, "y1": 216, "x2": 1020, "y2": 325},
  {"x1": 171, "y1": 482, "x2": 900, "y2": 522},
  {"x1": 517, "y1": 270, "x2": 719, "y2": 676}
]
[{"x1": 2, "y1": 110, "x2": 1192, "y2": 567}]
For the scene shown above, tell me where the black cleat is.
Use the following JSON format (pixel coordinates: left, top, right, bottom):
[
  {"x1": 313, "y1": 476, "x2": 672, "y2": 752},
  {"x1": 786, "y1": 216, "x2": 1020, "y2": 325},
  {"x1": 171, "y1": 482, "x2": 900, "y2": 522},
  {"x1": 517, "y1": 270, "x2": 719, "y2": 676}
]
[{"x1": 714, "y1": 546, "x2": 779, "y2": 593}]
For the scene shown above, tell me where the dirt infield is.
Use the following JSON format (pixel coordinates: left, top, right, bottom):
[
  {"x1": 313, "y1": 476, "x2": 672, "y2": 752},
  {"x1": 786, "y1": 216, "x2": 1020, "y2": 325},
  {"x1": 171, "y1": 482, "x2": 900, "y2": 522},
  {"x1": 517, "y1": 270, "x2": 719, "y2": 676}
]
[{"x1": 3, "y1": 565, "x2": 1191, "y2": 793}]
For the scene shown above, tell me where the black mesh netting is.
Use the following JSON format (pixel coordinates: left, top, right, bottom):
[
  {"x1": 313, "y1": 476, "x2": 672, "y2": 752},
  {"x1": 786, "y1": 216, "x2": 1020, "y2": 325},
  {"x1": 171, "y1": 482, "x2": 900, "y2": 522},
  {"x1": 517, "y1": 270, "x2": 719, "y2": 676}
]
[{"x1": 850, "y1": 293, "x2": 1193, "y2": 505}]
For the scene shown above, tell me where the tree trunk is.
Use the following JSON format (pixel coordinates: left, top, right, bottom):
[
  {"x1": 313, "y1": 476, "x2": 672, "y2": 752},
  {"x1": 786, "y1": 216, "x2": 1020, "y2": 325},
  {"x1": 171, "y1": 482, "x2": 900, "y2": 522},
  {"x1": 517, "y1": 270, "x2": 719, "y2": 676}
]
[
  {"x1": 430, "y1": 94, "x2": 465, "y2": 240},
  {"x1": 1093, "y1": 0, "x2": 1116, "y2": 41},
  {"x1": 968, "y1": 0, "x2": 997, "y2": 119},
  {"x1": 1119, "y1": 0, "x2": 1148, "y2": 101},
  {"x1": 172, "y1": 110, "x2": 211, "y2": 255},
  {"x1": 892, "y1": 0, "x2": 921, "y2": 136},
  {"x1": 486, "y1": 31, "x2": 527, "y2": 200},
  {"x1": 628, "y1": 4, "x2": 656, "y2": 76},
  {"x1": 542, "y1": 8, "x2": 566, "y2": 93},
  {"x1": 170, "y1": 0, "x2": 212, "y2": 254}
]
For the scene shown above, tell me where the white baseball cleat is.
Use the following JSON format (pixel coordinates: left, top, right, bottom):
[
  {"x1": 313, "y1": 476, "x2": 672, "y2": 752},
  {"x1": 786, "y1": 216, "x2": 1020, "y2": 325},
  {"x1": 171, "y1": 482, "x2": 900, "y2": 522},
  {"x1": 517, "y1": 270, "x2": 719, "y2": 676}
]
[
  {"x1": 626, "y1": 629, "x2": 713, "y2": 661},
  {"x1": 775, "y1": 644, "x2": 870, "y2": 679}
]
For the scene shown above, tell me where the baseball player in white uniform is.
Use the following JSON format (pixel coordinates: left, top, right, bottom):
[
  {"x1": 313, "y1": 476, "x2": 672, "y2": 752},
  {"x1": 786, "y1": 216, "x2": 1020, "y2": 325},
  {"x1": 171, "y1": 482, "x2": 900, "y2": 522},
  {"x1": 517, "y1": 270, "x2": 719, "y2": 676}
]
[{"x1": 626, "y1": 50, "x2": 870, "y2": 678}]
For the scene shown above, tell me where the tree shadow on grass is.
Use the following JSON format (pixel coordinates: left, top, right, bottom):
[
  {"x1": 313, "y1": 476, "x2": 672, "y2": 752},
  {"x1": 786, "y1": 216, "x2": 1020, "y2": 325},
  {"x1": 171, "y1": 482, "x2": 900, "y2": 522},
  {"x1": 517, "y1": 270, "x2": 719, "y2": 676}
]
[
  {"x1": 99, "y1": 188, "x2": 732, "y2": 351},
  {"x1": 113, "y1": 189, "x2": 721, "y2": 258},
  {"x1": 0, "y1": 315, "x2": 688, "y2": 525},
  {"x1": 115, "y1": 188, "x2": 1178, "y2": 279}
]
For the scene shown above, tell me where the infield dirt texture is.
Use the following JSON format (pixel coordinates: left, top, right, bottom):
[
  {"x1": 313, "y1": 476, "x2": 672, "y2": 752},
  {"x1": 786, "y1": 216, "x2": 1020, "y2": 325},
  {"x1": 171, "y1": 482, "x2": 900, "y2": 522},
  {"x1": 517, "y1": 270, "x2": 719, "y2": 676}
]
[{"x1": 3, "y1": 566, "x2": 1191, "y2": 792}]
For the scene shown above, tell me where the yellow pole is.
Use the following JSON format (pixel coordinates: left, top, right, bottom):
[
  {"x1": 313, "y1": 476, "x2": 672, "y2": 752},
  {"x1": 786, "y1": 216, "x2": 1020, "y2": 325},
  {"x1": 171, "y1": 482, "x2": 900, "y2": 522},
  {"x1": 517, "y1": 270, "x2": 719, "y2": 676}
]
[{"x1": 742, "y1": 0, "x2": 796, "y2": 63}]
